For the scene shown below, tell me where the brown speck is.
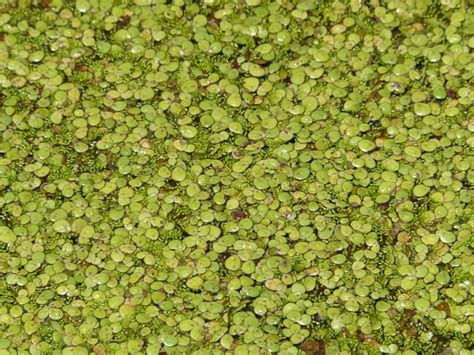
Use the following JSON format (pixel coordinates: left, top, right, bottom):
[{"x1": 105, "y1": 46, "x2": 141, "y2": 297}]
[
  {"x1": 0, "y1": 33, "x2": 4, "y2": 42},
  {"x1": 300, "y1": 339, "x2": 326, "y2": 355},
  {"x1": 232, "y1": 60, "x2": 240, "y2": 69},
  {"x1": 314, "y1": 284, "x2": 326, "y2": 295},
  {"x1": 39, "y1": 0, "x2": 52, "y2": 8},
  {"x1": 117, "y1": 15, "x2": 131, "y2": 28},
  {"x1": 435, "y1": 302, "x2": 451, "y2": 316},
  {"x1": 244, "y1": 50, "x2": 251, "y2": 60},
  {"x1": 368, "y1": 90, "x2": 380, "y2": 100},
  {"x1": 346, "y1": 244, "x2": 353, "y2": 258},
  {"x1": 356, "y1": 330, "x2": 379, "y2": 346},
  {"x1": 447, "y1": 89, "x2": 457, "y2": 98},
  {"x1": 254, "y1": 59, "x2": 270, "y2": 66},
  {"x1": 231, "y1": 210, "x2": 246, "y2": 220},
  {"x1": 356, "y1": 330, "x2": 366, "y2": 342},
  {"x1": 404, "y1": 309, "x2": 416, "y2": 318},
  {"x1": 208, "y1": 16, "x2": 220, "y2": 29},
  {"x1": 405, "y1": 325, "x2": 417, "y2": 338},
  {"x1": 75, "y1": 63, "x2": 88, "y2": 72}
]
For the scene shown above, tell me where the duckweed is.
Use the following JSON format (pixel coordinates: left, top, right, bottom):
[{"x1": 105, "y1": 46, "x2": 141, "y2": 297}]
[{"x1": 0, "y1": 0, "x2": 473, "y2": 354}]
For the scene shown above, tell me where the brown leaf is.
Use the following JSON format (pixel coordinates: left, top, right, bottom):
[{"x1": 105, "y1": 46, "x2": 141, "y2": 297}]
[
  {"x1": 117, "y1": 15, "x2": 131, "y2": 28},
  {"x1": 208, "y1": 16, "x2": 220, "y2": 29},
  {"x1": 254, "y1": 59, "x2": 270, "y2": 66},
  {"x1": 404, "y1": 325, "x2": 417, "y2": 338},
  {"x1": 75, "y1": 63, "x2": 89, "y2": 72},
  {"x1": 300, "y1": 339, "x2": 326, "y2": 355},
  {"x1": 231, "y1": 210, "x2": 246, "y2": 220},
  {"x1": 365, "y1": 337, "x2": 380, "y2": 346},
  {"x1": 231, "y1": 60, "x2": 240, "y2": 69},
  {"x1": 435, "y1": 302, "x2": 451, "y2": 317},
  {"x1": 93, "y1": 344, "x2": 107, "y2": 355},
  {"x1": 447, "y1": 89, "x2": 457, "y2": 98}
]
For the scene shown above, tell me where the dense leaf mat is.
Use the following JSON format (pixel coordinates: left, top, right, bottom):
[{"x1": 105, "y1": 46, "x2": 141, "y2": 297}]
[{"x1": 0, "y1": 0, "x2": 473, "y2": 354}]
